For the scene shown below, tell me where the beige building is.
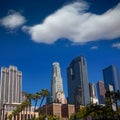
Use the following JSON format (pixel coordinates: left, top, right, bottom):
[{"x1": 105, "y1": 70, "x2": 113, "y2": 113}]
[
  {"x1": 55, "y1": 91, "x2": 67, "y2": 104},
  {"x1": 38, "y1": 103, "x2": 75, "y2": 120},
  {"x1": 0, "y1": 103, "x2": 38, "y2": 120},
  {"x1": 0, "y1": 66, "x2": 22, "y2": 106},
  {"x1": 51, "y1": 62, "x2": 67, "y2": 104}
]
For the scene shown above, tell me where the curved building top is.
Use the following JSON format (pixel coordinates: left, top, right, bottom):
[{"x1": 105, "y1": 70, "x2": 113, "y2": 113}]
[{"x1": 68, "y1": 55, "x2": 86, "y2": 66}]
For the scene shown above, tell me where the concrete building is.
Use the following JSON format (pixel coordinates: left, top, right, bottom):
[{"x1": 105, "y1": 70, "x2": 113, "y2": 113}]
[
  {"x1": 67, "y1": 56, "x2": 90, "y2": 106},
  {"x1": 89, "y1": 83, "x2": 98, "y2": 104},
  {"x1": 0, "y1": 65, "x2": 22, "y2": 106},
  {"x1": 0, "y1": 65, "x2": 22, "y2": 119},
  {"x1": 1, "y1": 103, "x2": 38, "y2": 120},
  {"x1": 51, "y1": 62, "x2": 66, "y2": 104},
  {"x1": 97, "y1": 80, "x2": 106, "y2": 105}
]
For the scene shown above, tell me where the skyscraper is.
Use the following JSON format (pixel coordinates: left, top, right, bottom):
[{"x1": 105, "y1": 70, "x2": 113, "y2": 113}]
[
  {"x1": 97, "y1": 80, "x2": 106, "y2": 104},
  {"x1": 89, "y1": 83, "x2": 98, "y2": 104},
  {"x1": 103, "y1": 65, "x2": 120, "y2": 91},
  {"x1": 89, "y1": 83, "x2": 96, "y2": 98},
  {"x1": 0, "y1": 65, "x2": 22, "y2": 106},
  {"x1": 51, "y1": 62, "x2": 66, "y2": 104},
  {"x1": 67, "y1": 55, "x2": 90, "y2": 106}
]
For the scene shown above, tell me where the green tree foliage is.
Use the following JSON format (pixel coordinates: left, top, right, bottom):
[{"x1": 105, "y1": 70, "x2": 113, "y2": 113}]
[
  {"x1": 7, "y1": 89, "x2": 49, "y2": 120},
  {"x1": 70, "y1": 103, "x2": 119, "y2": 120},
  {"x1": 70, "y1": 90, "x2": 120, "y2": 120},
  {"x1": 7, "y1": 99, "x2": 30, "y2": 119}
]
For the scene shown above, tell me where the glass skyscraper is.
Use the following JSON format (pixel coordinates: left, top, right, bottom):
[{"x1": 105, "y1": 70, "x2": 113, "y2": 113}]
[
  {"x1": 0, "y1": 65, "x2": 22, "y2": 107},
  {"x1": 67, "y1": 56, "x2": 90, "y2": 106},
  {"x1": 103, "y1": 65, "x2": 120, "y2": 91}
]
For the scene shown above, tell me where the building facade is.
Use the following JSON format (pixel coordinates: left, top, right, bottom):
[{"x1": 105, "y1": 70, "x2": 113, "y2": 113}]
[
  {"x1": 0, "y1": 65, "x2": 22, "y2": 106},
  {"x1": 89, "y1": 83, "x2": 96, "y2": 99},
  {"x1": 97, "y1": 80, "x2": 106, "y2": 105},
  {"x1": 89, "y1": 83, "x2": 98, "y2": 104},
  {"x1": 38, "y1": 103, "x2": 75, "y2": 119},
  {"x1": 3, "y1": 103, "x2": 38, "y2": 120},
  {"x1": 67, "y1": 56, "x2": 90, "y2": 106},
  {"x1": 103, "y1": 65, "x2": 120, "y2": 92},
  {"x1": 51, "y1": 62, "x2": 66, "y2": 104}
]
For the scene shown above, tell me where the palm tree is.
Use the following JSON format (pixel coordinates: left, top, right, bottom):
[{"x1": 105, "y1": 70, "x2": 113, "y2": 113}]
[
  {"x1": 22, "y1": 99, "x2": 30, "y2": 119},
  {"x1": 32, "y1": 92, "x2": 41, "y2": 118},
  {"x1": 7, "y1": 89, "x2": 49, "y2": 120},
  {"x1": 7, "y1": 99, "x2": 30, "y2": 120},
  {"x1": 39, "y1": 89, "x2": 49, "y2": 119},
  {"x1": 39, "y1": 89, "x2": 49, "y2": 107},
  {"x1": 26, "y1": 93, "x2": 33, "y2": 119}
]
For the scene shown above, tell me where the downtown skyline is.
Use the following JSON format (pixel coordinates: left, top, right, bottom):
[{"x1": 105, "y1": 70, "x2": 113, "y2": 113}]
[{"x1": 0, "y1": 0, "x2": 120, "y2": 97}]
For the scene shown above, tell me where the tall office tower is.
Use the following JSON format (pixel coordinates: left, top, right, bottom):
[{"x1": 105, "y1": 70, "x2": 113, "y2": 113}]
[
  {"x1": 103, "y1": 65, "x2": 120, "y2": 92},
  {"x1": 89, "y1": 83, "x2": 96, "y2": 98},
  {"x1": 89, "y1": 83, "x2": 98, "y2": 104},
  {"x1": 51, "y1": 62, "x2": 66, "y2": 104},
  {"x1": 0, "y1": 65, "x2": 22, "y2": 106},
  {"x1": 97, "y1": 80, "x2": 106, "y2": 104},
  {"x1": 67, "y1": 56, "x2": 90, "y2": 106}
]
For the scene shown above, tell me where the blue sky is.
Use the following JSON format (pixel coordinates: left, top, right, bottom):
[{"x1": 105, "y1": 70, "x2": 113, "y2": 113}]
[{"x1": 0, "y1": 0, "x2": 120, "y2": 97}]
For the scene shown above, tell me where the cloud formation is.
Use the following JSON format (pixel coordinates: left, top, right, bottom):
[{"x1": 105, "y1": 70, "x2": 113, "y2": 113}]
[
  {"x1": 23, "y1": 1, "x2": 120, "y2": 44},
  {"x1": 90, "y1": 46, "x2": 98, "y2": 50},
  {"x1": 112, "y1": 43, "x2": 120, "y2": 49},
  {"x1": 0, "y1": 10, "x2": 26, "y2": 30}
]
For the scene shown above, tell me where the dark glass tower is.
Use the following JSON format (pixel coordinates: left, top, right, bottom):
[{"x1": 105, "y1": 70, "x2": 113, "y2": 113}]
[
  {"x1": 103, "y1": 65, "x2": 120, "y2": 91},
  {"x1": 67, "y1": 56, "x2": 90, "y2": 106}
]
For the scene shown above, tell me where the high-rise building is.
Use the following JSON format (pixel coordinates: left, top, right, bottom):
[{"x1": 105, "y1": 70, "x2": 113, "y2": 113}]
[
  {"x1": 0, "y1": 65, "x2": 22, "y2": 106},
  {"x1": 103, "y1": 65, "x2": 120, "y2": 91},
  {"x1": 67, "y1": 55, "x2": 90, "y2": 106},
  {"x1": 51, "y1": 62, "x2": 66, "y2": 104},
  {"x1": 97, "y1": 80, "x2": 106, "y2": 105},
  {"x1": 89, "y1": 83, "x2": 98, "y2": 104},
  {"x1": 89, "y1": 83, "x2": 96, "y2": 98}
]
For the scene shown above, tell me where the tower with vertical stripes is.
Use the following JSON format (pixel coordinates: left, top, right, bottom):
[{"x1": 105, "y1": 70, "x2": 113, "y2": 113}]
[
  {"x1": 0, "y1": 65, "x2": 22, "y2": 106},
  {"x1": 51, "y1": 62, "x2": 66, "y2": 104}
]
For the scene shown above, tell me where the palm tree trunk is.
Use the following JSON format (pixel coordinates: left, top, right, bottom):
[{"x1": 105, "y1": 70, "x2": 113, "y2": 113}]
[
  {"x1": 40, "y1": 96, "x2": 45, "y2": 107},
  {"x1": 28, "y1": 104, "x2": 31, "y2": 120},
  {"x1": 34, "y1": 99, "x2": 38, "y2": 118}
]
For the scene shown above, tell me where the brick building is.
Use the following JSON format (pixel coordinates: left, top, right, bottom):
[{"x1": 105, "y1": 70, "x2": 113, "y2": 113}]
[{"x1": 38, "y1": 103, "x2": 75, "y2": 119}]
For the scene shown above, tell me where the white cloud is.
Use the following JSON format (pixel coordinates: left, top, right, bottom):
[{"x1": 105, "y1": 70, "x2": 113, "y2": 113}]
[
  {"x1": 90, "y1": 46, "x2": 98, "y2": 50},
  {"x1": 112, "y1": 43, "x2": 120, "y2": 49},
  {"x1": 22, "y1": 1, "x2": 120, "y2": 44},
  {"x1": 0, "y1": 10, "x2": 26, "y2": 29}
]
